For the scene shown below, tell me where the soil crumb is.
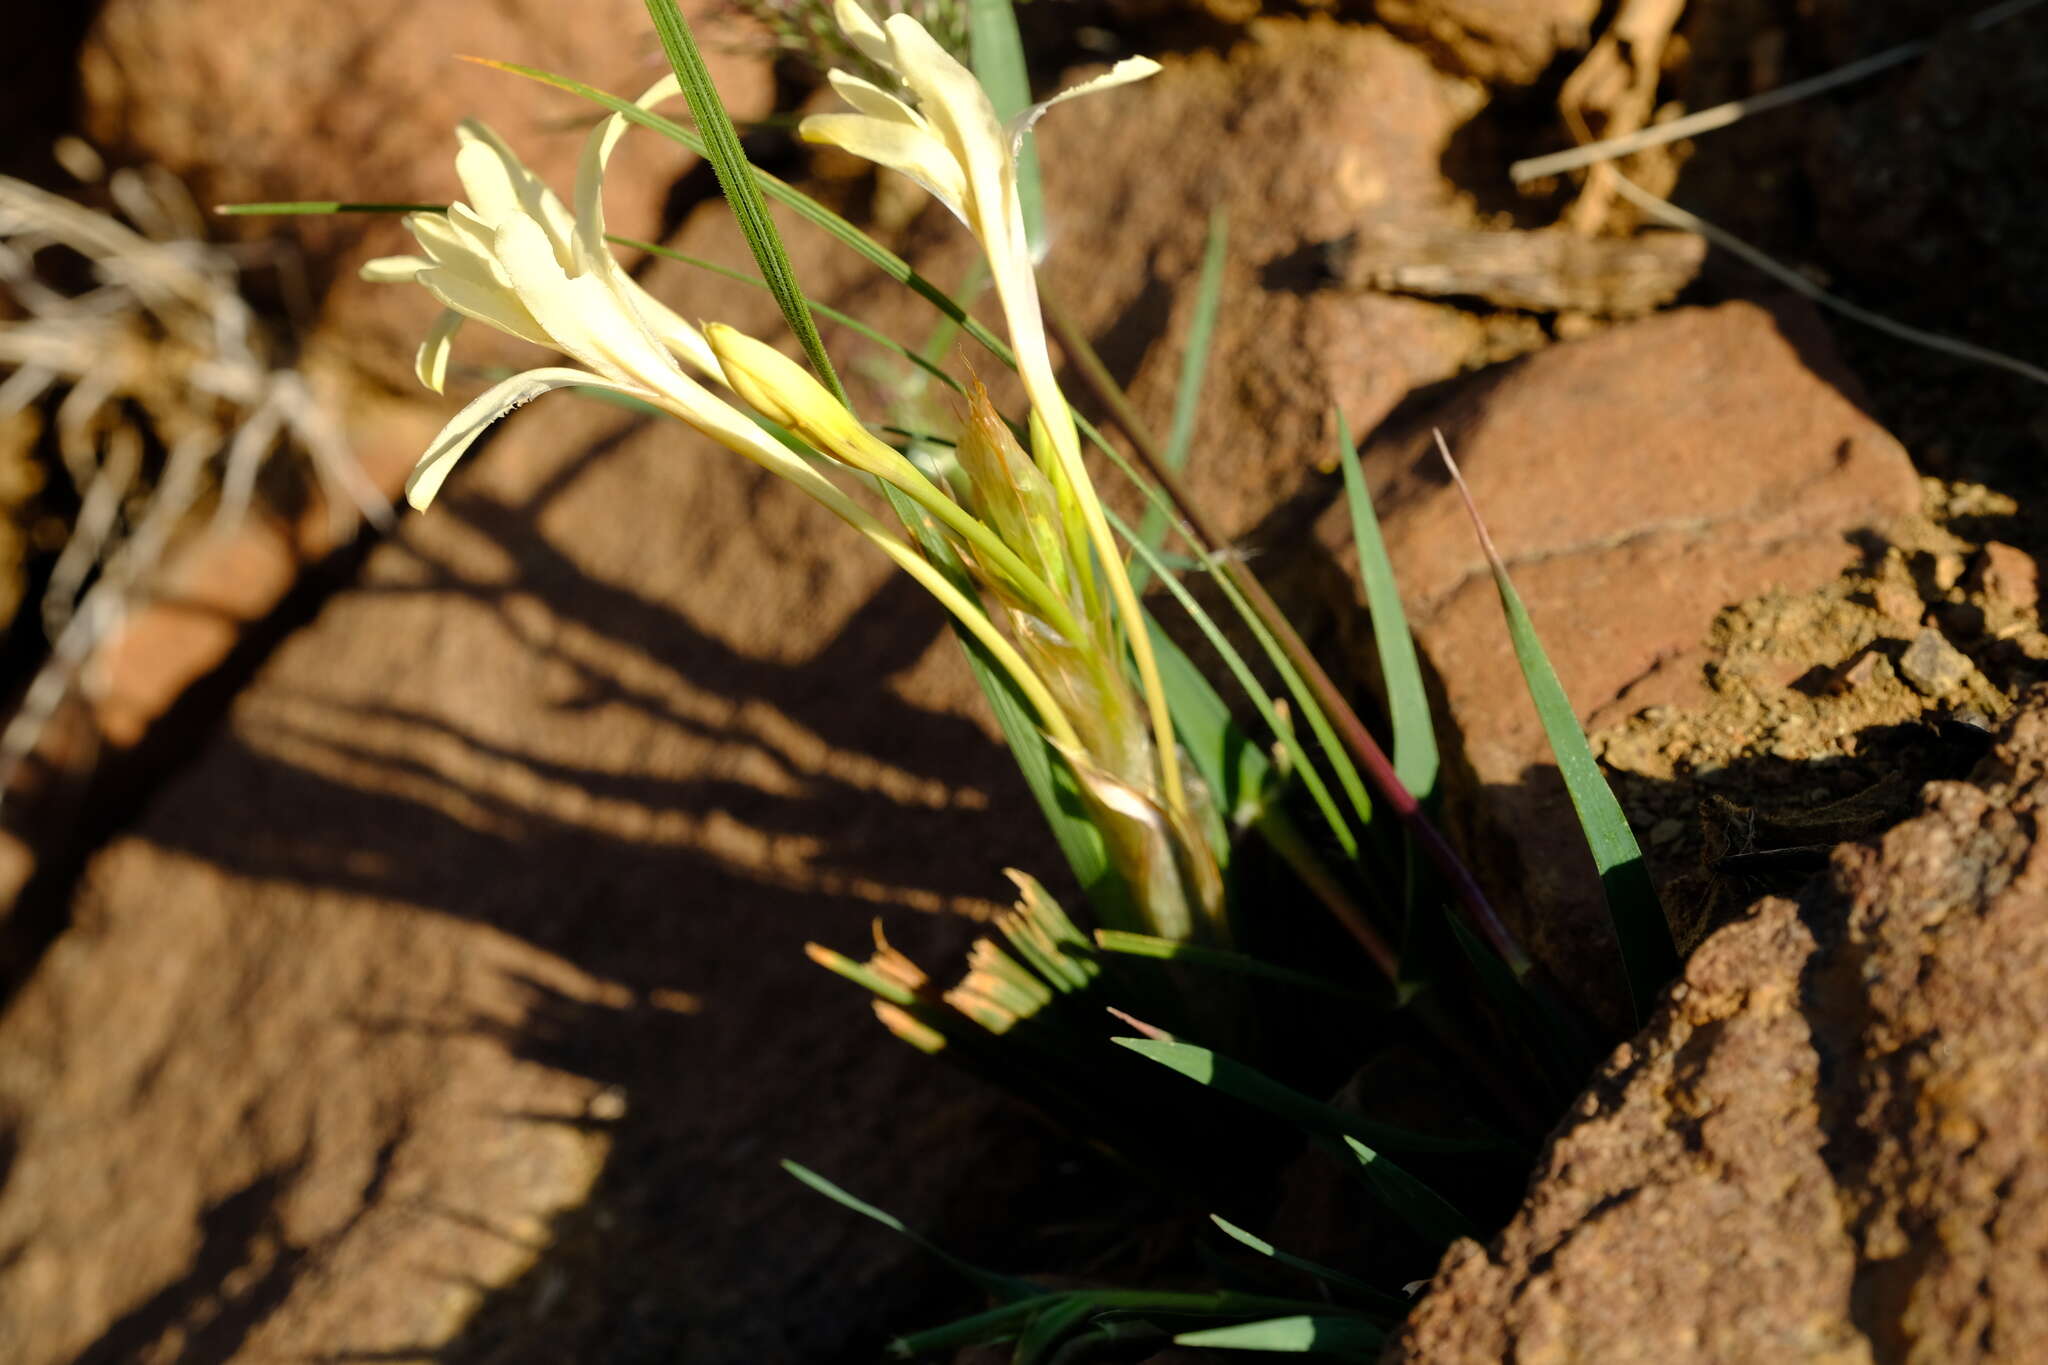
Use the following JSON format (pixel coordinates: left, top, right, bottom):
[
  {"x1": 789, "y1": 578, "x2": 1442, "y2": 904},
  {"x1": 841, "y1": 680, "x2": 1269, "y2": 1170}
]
[{"x1": 1596, "y1": 477, "x2": 2046, "y2": 949}]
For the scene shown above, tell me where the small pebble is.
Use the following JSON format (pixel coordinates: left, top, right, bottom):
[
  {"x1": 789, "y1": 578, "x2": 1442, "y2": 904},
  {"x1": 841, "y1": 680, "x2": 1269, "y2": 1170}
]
[
  {"x1": 1828, "y1": 649, "x2": 1883, "y2": 694},
  {"x1": 1969, "y1": 542, "x2": 2040, "y2": 611},
  {"x1": 1898, "y1": 628, "x2": 1973, "y2": 697},
  {"x1": 1649, "y1": 818, "x2": 1685, "y2": 846},
  {"x1": 1875, "y1": 582, "x2": 1923, "y2": 623}
]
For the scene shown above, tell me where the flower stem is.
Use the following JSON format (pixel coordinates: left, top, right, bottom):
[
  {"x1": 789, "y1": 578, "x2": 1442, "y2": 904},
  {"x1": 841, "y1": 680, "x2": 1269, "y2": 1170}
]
[
  {"x1": 1040, "y1": 290, "x2": 1533, "y2": 980},
  {"x1": 858, "y1": 517, "x2": 1083, "y2": 754}
]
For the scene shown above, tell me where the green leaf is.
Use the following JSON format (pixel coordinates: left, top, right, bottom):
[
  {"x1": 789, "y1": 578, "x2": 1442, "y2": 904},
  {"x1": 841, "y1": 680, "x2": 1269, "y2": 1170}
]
[
  {"x1": 214, "y1": 200, "x2": 445, "y2": 215},
  {"x1": 609, "y1": 233, "x2": 963, "y2": 396},
  {"x1": 999, "y1": 874, "x2": 1099, "y2": 995},
  {"x1": 1120, "y1": 526, "x2": 1359, "y2": 860},
  {"x1": 1439, "y1": 903, "x2": 1597, "y2": 1099},
  {"x1": 1012, "y1": 1296, "x2": 1096, "y2": 1364},
  {"x1": 1435, "y1": 432, "x2": 1677, "y2": 1025},
  {"x1": 1208, "y1": 1216, "x2": 1407, "y2": 1312},
  {"x1": 1207, "y1": 565, "x2": 1376, "y2": 832},
  {"x1": 966, "y1": 0, "x2": 1043, "y2": 251},
  {"x1": 1094, "y1": 932, "x2": 1377, "y2": 1005},
  {"x1": 1146, "y1": 615, "x2": 1269, "y2": 850},
  {"x1": 889, "y1": 1295, "x2": 1066, "y2": 1357},
  {"x1": 473, "y1": 60, "x2": 1022, "y2": 369},
  {"x1": 781, "y1": 1161, "x2": 1039, "y2": 1302},
  {"x1": 883, "y1": 484, "x2": 1128, "y2": 924},
  {"x1": 1112, "y1": 1037, "x2": 1510, "y2": 1155},
  {"x1": 1335, "y1": 411, "x2": 1435, "y2": 802},
  {"x1": 1175, "y1": 1315, "x2": 1386, "y2": 1355},
  {"x1": 641, "y1": 0, "x2": 845, "y2": 400},
  {"x1": 891, "y1": 1291, "x2": 1339, "y2": 1358},
  {"x1": 1340, "y1": 1135, "x2": 1477, "y2": 1250},
  {"x1": 1130, "y1": 208, "x2": 1227, "y2": 592}
]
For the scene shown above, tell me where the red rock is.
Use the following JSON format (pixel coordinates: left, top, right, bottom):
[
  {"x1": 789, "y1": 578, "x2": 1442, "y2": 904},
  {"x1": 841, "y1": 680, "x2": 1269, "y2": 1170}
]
[
  {"x1": 0, "y1": 370, "x2": 1067, "y2": 1362},
  {"x1": 1032, "y1": 17, "x2": 1494, "y2": 535},
  {"x1": 0, "y1": 15, "x2": 1509, "y2": 1362},
  {"x1": 77, "y1": 0, "x2": 773, "y2": 389},
  {"x1": 1971, "y1": 541, "x2": 2040, "y2": 611},
  {"x1": 1390, "y1": 687, "x2": 2048, "y2": 1363},
  {"x1": 1372, "y1": 0, "x2": 1598, "y2": 85},
  {"x1": 1334, "y1": 298, "x2": 1921, "y2": 1020}
]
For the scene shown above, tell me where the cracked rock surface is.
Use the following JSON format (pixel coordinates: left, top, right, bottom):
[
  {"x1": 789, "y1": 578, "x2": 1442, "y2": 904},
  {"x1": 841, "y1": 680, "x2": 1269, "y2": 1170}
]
[
  {"x1": 1388, "y1": 686, "x2": 2048, "y2": 1364},
  {"x1": 1332, "y1": 298, "x2": 1921, "y2": 1022}
]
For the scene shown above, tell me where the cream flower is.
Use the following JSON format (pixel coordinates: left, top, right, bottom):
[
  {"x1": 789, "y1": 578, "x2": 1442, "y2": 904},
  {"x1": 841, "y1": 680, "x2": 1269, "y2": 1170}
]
[
  {"x1": 799, "y1": 0, "x2": 1157, "y2": 474},
  {"x1": 801, "y1": 2, "x2": 1188, "y2": 822},
  {"x1": 359, "y1": 104, "x2": 1081, "y2": 752}
]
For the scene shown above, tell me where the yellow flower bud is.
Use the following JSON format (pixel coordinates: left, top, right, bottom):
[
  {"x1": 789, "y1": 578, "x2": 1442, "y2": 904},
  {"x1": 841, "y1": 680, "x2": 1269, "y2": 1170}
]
[{"x1": 705, "y1": 323, "x2": 901, "y2": 479}]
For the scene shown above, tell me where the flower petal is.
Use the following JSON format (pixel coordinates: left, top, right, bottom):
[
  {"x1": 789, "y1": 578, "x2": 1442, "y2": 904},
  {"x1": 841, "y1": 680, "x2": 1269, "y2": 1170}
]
[
  {"x1": 406, "y1": 210, "x2": 495, "y2": 277},
  {"x1": 556, "y1": 73, "x2": 723, "y2": 377},
  {"x1": 492, "y1": 214, "x2": 676, "y2": 390},
  {"x1": 359, "y1": 254, "x2": 430, "y2": 283},
  {"x1": 876, "y1": 14, "x2": 1027, "y2": 323},
  {"x1": 620, "y1": 279, "x2": 721, "y2": 378},
  {"x1": 799, "y1": 113, "x2": 967, "y2": 220},
  {"x1": 415, "y1": 308, "x2": 465, "y2": 394},
  {"x1": 832, "y1": 0, "x2": 894, "y2": 70},
  {"x1": 826, "y1": 69, "x2": 924, "y2": 127},
  {"x1": 406, "y1": 366, "x2": 634, "y2": 510},
  {"x1": 1010, "y1": 56, "x2": 1162, "y2": 152},
  {"x1": 415, "y1": 263, "x2": 553, "y2": 349},
  {"x1": 572, "y1": 73, "x2": 685, "y2": 267},
  {"x1": 454, "y1": 121, "x2": 577, "y2": 265},
  {"x1": 445, "y1": 203, "x2": 507, "y2": 271},
  {"x1": 881, "y1": 13, "x2": 1006, "y2": 181}
]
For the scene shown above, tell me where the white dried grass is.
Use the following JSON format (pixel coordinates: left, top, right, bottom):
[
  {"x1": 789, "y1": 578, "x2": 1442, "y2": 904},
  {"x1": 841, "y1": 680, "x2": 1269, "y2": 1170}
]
[{"x1": 0, "y1": 149, "x2": 392, "y2": 803}]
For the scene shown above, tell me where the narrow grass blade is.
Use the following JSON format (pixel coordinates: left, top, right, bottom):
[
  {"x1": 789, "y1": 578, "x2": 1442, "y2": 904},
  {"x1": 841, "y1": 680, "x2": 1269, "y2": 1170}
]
[
  {"x1": 1434, "y1": 432, "x2": 1676, "y2": 1025},
  {"x1": 782, "y1": 1160, "x2": 1039, "y2": 1301},
  {"x1": 1094, "y1": 931, "x2": 1378, "y2": 1004},
  {"x1": 889, "y1": 1295, "x2": 1065, "y2": 1356},
  {"x1": 1036, "y1": 296, "x2": 1373, "y2": 838},
  {"x1": 888, "y1": 486, "x2": 1126, "y2": 923},
  {"x1": 1130, "y1": 208, "x2": 1227, "y2": 591},
  {"x1": 469, "y1": 60, "x2": 1022, "y2": 368},
  {"x1": 610, "y1": 233, "x2": 963, "y2": 395},
  {"x1": 1013, "y1": 1296, "x2": 1096, "y2": 1364},
  {"x1": 892, "y1": 1291, "x2": 1340, "y2": 1358},
  {"x1": 1440, "y1": 906, "x2": 1597, "y2": 1100},
  {"x1": 967, "y1": 0, "x2": 1043, "y2": 251},
  {"x1": 1208, "y1": 1216, "x2": 1406, "y2": 1312},
  {"x1": 1340, "y1": 1135, "x2": 1476, "y2": 1249},
  {"x1": 1042, "y1": 291, "x2": 1534, "y2": 981},
  {"x1": 215, "y1": 200, "x2": 444, "y2": 215},
  {"x1": 1146, "y1": 615, "x2": 1269, "y2": 851},
  {"x1": 1208, "y1": 563, "x2": 1375, "y2": 830},
  {"x1": 641, "y1": 0, "x2": 845, "y2": 399},
  {"x1": 1175, "y1": 1315, "x2": 1386, "y2": 1354},
  {"x1": 1122, "y1": 528, "x2": 1358, "y2": 860},
  {"x1": 1335, "y1": 411, "x2": 1435, "y2": 802},
  {"x1": 1113, "y1": 1037, "x2": 1511, "y2": 1155}
]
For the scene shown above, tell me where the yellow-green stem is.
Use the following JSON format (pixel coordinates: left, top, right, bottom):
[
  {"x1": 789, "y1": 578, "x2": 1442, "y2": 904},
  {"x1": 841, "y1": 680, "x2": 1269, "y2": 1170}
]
[
  {"x1": 1036, "y1": 402, "x2": 1187, "y2": 823},
  {"x1": 864, "y1": 526, "x2": 1082, "y2": 754},
  {"x1": 858, "y1": 436, "x2": 1088, "y2": 648}
]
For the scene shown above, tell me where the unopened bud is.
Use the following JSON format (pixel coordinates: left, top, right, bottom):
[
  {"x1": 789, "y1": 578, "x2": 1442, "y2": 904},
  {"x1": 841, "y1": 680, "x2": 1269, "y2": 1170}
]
[{"x1": 705, "y1": 323, "x2": 898, "y2": 478}]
